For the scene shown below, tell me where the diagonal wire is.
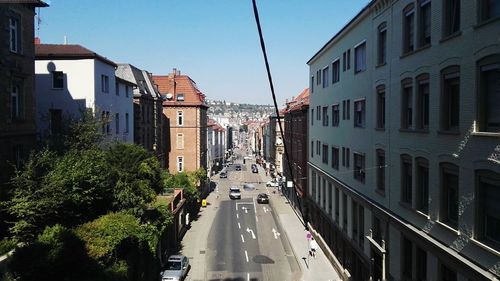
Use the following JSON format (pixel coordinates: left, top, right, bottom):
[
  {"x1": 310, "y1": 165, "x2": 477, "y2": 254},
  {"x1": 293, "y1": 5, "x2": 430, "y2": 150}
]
[{"x1": 251, "y1": 0, "x2": 308, "y2": 229}]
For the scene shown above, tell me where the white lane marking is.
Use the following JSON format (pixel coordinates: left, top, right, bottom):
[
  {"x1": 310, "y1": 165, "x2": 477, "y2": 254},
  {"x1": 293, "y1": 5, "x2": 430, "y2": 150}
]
[
  {"x1": 241, "y1": 234, "x2": 245, "y2": 243},
  {"x1": 272, "y1": 228, "x2": 281, "y2": 239},
  {"x1": 247, "y1": 273, "x2": 250, "y2": 281},
  {"x1": 253, "y1": 197, "x2": 258, "y2": 222},
  {"x1": 238, "y1": 222, "x2": 241, "y2": 229},
  {"x1": 243, "y1": 207, "x2": 248, "y2": 214},
  {"x1": 245, "y1": 250, "x2": 249, "y2": 262},
  {"x1": 263, "y1": 206, "x2": 268, "y2": 213},
  {"x1": 236, "y1": 213, "x2": 239, "y2": 219},
  {"x1": 246, "y1": 228, "x2": 256, "y2": 239}
]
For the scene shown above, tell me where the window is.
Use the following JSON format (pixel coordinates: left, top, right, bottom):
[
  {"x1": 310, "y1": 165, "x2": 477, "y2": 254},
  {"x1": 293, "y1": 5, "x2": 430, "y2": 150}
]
[
  {"x1": 376, "y1": 149, "x2": 385, "y2": 193},
  {"x1": 335, "y1": 188, "x2": 340, "y2": 222},
  {"x1": 416, "y1": 157, "x2": 429, "y2": 214},
  {"x1": 342, "y1": 193, "x2": 348, "y2": 231},
  {"x1": 354, "y1": 42, "x2": 367, "y2": 73},
  {"x1": 49, "y1": 109, "x2": 62, "y2": 135},
  {"x1": 322, "y1": 144, "x2": 329, "y2": 164},
  {"x1": 322, "y1": 106, "x2": 329, "y2": 126},
  {"x1": 101, "y1": 75, "x2": 109, "y2": 93},
  {"x1": 311, "y1": 108, "x2": 314, "y2": 125},
  {"x1": 416, "y1": 74, "x2": 430, "y2": 129},
  {"x1": 401, "y1": 79, "x2": 413, "y2": 129},
  {"x1": 9, "y1": 17, "x2": 20, "y2": 53},
  {"x1": 125, "y1": 113, "x2": 129, "y2": 133},
  {"x1": 346, "y1": 148, "x2": 350, "y2": 167},
  {"x1": 418, "y1": 0, "x2": 431, "y2": 47},
  {"x1": 403, "y1": 4, "x2": 415, "y2": 53},
  {"x1": 311, "y1": 76, "x2": 314, "y2": 93},
  {"x1": 479, "y1": 0, "x2": 500, "y2": 22},
  {"x1": 332, "y1": 60, "x2": 340, "y2": 83},
  {"x1": 316, "y1": 140, "x2": 320, "y2": 155},
  {"x1": 10, "y1": 84, "x2": 22, "y2": 120},
  {"x1": 358, "y1": 205, "x2": 364, "y2": 247},
  {"x1": 353, "y1": 153, "x2": 365, "y2": 183},
  {"x1": 347, "y1": 49, "x2": 351, "y2": 70},
  {"x1": 440, "y1": 163, "x2": 459, "y2": 228},
  {"x1": 332, "y1": 104, "x2": 340, "y2": 126},
  {"x1": 332, "y1": 147, "x2": 339, "y2": 170},
  {"x1": 177, "y1": 156, "x2": 184, "y2": 172},
  {"x1": 13, "y1": 145, "x2": 24, "y2": 169},
  {"x1": 317, "y1": 70, "x2": 322, "y2": 85},
  {"x1": 342, "y1": 147, "x2": 346, "y2": 166},
  {"x1": 115, "y1": 113, "x2": 119, "y2": 134},
  {"x1": 401, "y1": 154, "x2": 413, "y2": 205},
  {"x1": 416, "y1": 246, "x2": 427, "y2": 281},
  {"x1": 115, "y1": 82, "x2": 119, "y2": 96},
  {"x1": 353, "y1": 201, "x2": 359, "y2": 241},
  {"x1": 475, "y1": 170, "x2": 500, "y2": 250},
  {"x1": 322, "y1": 67, "x2": 329, "y2": 88},
  {"x1": 125, "y1": 85, "x2": 130, "y2": 98},
  {"x1": 376, "y1": 85, "x2": 386, "y2": 129},
  {"x1": 441, "y1": 66, "x2": 460, "y2": 131},
  {"x1": 322, "y1": 178, "x2": 327, "y2": 209},
  {"x1": 177, "y1": 133, "x2": 184, "y2": 149},
  {"x1": 177, "y1": 110, "x2": 184, "y2": 126},
  {"x1": 342, "y1": 100, "x2": 346, "y2": 120},
  {"x1": 328, "y1": 183, "x2": 333, "y2": 216},
  {"x1": 318, "y1": 177, "x2": 322, "y2": 204},
  {"x1": 477, "y1": 55, "x2": 500, "y2": 133},
  {"x1": 346, "y1": 100, "x2": 350, "y2": 120},
  {"x1": 106, "y1": 111, "x2": 110, "y2": 134},
  {"x1": 311, "y1": 171, "x2": 317, "y2": 200},
  {"x1": 317, "y1": 105, "x2": 321, "y2": 120},
  {"x1": 52, "y1": 71, "x2": 64, "y2": 89},
  {"x1": 177, "y1": 93, "x2": 185, "y2": 101},
  {"x1": 378, "y1": 23, "x2": 387, "y2": 65},
  {"x1": 343, "y1": 52, "x2": 347, "y2": 72},
  {"x1": 311, "y1": 141, "x2": 314, "y2": 158},
  {"x1": 443, "y1": 0, "x2": 460, "y2": 37},
  {"x1": 354, "y1": 99, "x2": 365, "y2": 128},
  {"x1": 440, "y1": 262, "x2": 457, "y2": 281},
  {"x1": 401, "y1": 236, "x2": 413, "y2": 280},
  {"x1": 101, "y1": 111, "x2": 106, "y2": 133}
]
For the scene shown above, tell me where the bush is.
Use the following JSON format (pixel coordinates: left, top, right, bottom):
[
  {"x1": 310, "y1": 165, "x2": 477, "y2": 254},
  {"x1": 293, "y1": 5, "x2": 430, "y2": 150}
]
[{"x1": 0, "y1": 238, "x2": 17, "y2": 256}]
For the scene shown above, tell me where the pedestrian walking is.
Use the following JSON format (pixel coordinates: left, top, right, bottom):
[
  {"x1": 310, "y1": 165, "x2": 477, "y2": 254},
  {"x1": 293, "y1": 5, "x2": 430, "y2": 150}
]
[{"x1": 309, "y1": 237, "x2": 319, "y2": 258}]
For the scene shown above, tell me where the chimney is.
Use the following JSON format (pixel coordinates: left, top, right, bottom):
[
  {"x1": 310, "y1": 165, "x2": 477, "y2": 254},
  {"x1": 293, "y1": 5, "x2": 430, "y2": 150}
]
[{"x1": 34, "y1": 37, "x2": 41, "y2": 45}]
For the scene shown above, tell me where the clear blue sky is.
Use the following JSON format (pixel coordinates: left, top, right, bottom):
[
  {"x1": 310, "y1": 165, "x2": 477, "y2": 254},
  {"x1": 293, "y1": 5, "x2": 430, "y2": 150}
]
[{"x1": 38, "y1": 0, "x2": 369, "y2": 105}]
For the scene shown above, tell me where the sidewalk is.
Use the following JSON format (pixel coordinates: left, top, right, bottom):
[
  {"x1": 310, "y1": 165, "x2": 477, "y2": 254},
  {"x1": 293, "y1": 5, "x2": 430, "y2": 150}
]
[{"x1": 270, "y1": 189, "x2": 342, "y2": 281}]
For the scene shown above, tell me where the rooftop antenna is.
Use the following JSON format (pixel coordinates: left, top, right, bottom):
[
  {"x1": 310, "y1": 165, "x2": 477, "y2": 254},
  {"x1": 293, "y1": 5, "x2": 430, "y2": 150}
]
[
  {"x1": 35, "y1": 7, "x2": 41, "y2": 38},
  {"x1": 64, "y1": 35, "x2": 67, "y2": 45}
]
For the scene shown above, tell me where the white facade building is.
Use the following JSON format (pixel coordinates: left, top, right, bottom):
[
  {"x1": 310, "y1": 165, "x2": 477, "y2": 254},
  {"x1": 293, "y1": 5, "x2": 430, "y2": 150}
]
[
  {"x1": 306, "y1": 1, "x2": 499, "y2": 281},
  {"x1": 35, "y1": 44, "x2": 134, "y2": 143}
]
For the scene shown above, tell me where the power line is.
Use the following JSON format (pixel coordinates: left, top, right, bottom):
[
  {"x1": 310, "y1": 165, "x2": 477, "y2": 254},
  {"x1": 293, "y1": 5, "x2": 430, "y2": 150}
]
[{"x1": 251, "y1": 0, "x2": 308, "y2": 229}]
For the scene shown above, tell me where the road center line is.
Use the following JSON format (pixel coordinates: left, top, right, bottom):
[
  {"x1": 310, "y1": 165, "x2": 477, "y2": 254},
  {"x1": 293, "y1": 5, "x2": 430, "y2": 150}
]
[
  {"x1": 241, "y1": 234, "x2": 245, "y2": 243},
  {"x1": 245, "y1": 250, "x2": 249, "y2": 262},
  {"x1": 236, "y1": 213, "x2": 239, "y2": 219},
  {"x1": 247, "y1": 273, "x2": 250, "y2": 281},
  {"x1": 238, "y1": 222, "x2": 241, "y2": 229}
]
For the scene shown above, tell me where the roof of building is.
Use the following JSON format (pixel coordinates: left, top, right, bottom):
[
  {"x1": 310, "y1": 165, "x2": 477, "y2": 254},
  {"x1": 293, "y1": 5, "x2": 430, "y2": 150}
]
[
  {"x1": 115, "y1": 76, "x2": 137, "y2": 86},
  {"x1": 286, "y1": 88, "x2": 310, "y2": 112},
  {"x1": 35, "y1": 44, "x2": 117, "y2": 67},
  {"x1": 7, "y1": 0, "x2": 49, "y2": 7},
  {"x1": 307, "y1": 0, "x2": 376, "y2": 65},
  {"x1": 152, "y1": 70, "x2": 208, "y2": 108},
  {"x1": 116, "y1": 64, "x2": 160, "y2": 99}
]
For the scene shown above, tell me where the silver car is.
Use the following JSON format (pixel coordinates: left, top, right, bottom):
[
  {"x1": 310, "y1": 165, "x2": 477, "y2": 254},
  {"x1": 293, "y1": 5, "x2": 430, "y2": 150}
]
[
  {"x1": 161, "y1": 255, "x2": 190, "y2": 281},
  {"x1": 229, "y1": 187, "x2": 241, "y2": 199}
]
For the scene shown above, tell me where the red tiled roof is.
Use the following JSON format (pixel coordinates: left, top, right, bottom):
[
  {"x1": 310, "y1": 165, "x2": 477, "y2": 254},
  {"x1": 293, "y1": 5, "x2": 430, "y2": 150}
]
[
  {"x1": 285, "y1": 88, "x2": 310, "y2": 112},
  {"x1": 35, "y1": 44, "x2": 116, "y2": 67},
  {"x1": 152, "y1": 72, "x2": 208, "y2": 108}
]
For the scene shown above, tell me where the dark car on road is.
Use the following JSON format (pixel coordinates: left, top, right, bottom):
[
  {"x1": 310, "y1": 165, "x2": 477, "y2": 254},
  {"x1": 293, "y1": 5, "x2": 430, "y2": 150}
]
[
  {"x1": 252, "y1": 167, "x2": 258, "y2": 173},
  {"x1": 220, "y1": 171, "x2": 227, "y2": 178},
  {"x1": 257, "y1": 193, "x2": 269, "y2": 204},
  {"x1": 235, "y1": 164, "x2": 242, "y2": 171}
]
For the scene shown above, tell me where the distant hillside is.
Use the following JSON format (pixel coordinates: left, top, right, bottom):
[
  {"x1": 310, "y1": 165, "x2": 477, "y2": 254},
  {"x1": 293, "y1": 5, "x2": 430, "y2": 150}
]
[{"x1": 206, "y1": 99, "x2": 275, "y2": 122}]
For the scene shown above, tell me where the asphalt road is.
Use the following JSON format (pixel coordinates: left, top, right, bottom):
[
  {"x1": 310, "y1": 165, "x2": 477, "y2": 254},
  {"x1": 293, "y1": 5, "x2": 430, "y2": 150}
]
[{"x1": 205, "y1": 153, "x2": 299, "y2": 281}]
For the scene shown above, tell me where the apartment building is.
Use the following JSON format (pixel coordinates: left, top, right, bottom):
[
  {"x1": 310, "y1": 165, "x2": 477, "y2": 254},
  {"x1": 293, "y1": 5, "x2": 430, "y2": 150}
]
[
  {"x1": 35, "y1": 44, "x2": 135, "y2": 144},
  {"x1": 283, "y1": 88, "x2": 310, "y2": 209},
  {"x1": 116, "y1": 64, "x2": 166, "y2": 167},
  {"x1": 152, "y1": 70, "x2": 208, "y2": 181},
  {"x1": 0, "y1": 1, "x2": 48, "y2": 182},
  {"x1": 307, "y1": 1, "x2": 499, "y2": 280},
  {"x1": 207, "y1": 119, "x2": 226, "y2": 175}
]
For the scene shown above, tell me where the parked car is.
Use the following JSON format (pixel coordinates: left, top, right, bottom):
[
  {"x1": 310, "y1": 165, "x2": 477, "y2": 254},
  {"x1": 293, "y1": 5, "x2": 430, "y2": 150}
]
[
  {"x1": 266, "y1": 179, "x2": 279, "y2": 187},
  {"x1": 235, "y1": 164, "x2": 242, "y2": 171},
  {"x1": 220, "y1": 171, "x2": 227, "y2": 178},
  {"x1": 161, "y1": 255, "x2": 190, "y2": 281},
  {"x1": 229, "y1": 187, "x2": 241, "y2": 199},
  {"x1": 257, "y1": 193, "x2": 269, "y2": 204}
]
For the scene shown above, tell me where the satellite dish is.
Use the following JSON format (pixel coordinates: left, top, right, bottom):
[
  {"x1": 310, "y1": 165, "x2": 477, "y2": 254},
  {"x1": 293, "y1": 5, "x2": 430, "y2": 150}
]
[{"x1": 165, "y1": 93, "x2": 173, "y2": 100}]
